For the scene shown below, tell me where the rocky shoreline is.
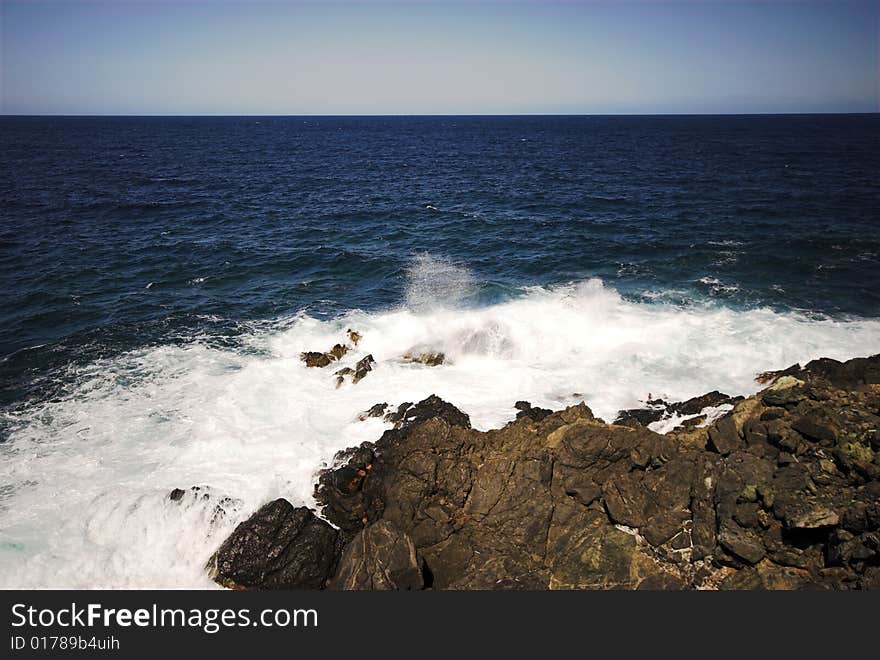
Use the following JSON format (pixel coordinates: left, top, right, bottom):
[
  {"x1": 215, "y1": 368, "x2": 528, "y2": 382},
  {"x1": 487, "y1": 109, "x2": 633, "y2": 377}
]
[{"x1": 201, "y1": 353, "x2": 880, "y2": 590}]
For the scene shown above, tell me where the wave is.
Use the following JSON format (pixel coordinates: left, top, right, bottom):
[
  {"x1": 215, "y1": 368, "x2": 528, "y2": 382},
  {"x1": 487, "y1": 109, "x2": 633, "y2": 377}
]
[{"x1": 2, "y1": 273, "x2": 880, "y2": 587}]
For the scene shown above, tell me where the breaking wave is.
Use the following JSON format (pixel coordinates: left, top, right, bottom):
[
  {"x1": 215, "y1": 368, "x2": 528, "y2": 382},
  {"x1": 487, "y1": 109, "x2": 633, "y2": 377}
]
[{"x1": 2, "y1": 272, "x2": 880, "y2": 587}]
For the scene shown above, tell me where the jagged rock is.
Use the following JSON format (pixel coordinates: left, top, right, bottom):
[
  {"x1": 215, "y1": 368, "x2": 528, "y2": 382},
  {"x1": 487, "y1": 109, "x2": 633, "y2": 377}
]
[
  {"x1": 213, "y1": 353, "x2": 880, "y2": 590},
  {"x1": 168, "y1": 485, "x2": 242, "y2": 526},
  {"x1": 301, "y1": 351, "x2": 333, "y2": 368},
  {"x1": 614, "y1": 406, "x2": 666, "y2": 427},
  {"x1": 778, "y1": 500, "x2": 840, "y2": 529},
  {"x1": 675, "y1": 391, "x2": 738, "y2": 415},
  {"x1": 301, "y1": 339, "x2": 353, "y2": 369},
  {"x1": 792, "y1": 412, "x2": 840, "y2": 443},
  {"x1": 761, "y1": 376, "x2": 807, "y2": 406},
  {"x1": 334, "y1": 367, "x2": 354, "y2": 388},
  {"x1": 386, "y1": 395, "x2": 471, "y2": 430},
  {"x1": 316, "y1": 395, "x2": 684, "y2": 589},
  {"x1": 207, "y1": 499, "x2": 342, "y2": 590},
  {"x1": 614, "y1": 391, "x2": 737, "y2": 429},
  {"x1": 358, "y1": 403, "x2": 388, "y2": 421},
  {"x1": 834, "y1": 441, "x2": 878, "y2": 479},
  {"x1": 718, "y1": 522, "x2": 766, "y2": 564},
  {"x1": 352, "y1": 354, "x2": 375, "y2": 384},
  {"x1": 328, "y1": 343, "x2": 348, "y2": 360},
  {"x1": 720, "y1": 563, "x2": 814, "y2": 590},
  {"x1": 384, "y1": 402, "x2": 413, "y2": 425},
  {"x1": 334, "y1": 354, "x2": 376, "y2": 387},
  {"x1": 514, "y1": 401, "x2": 553, "y2": 422},
  {"x1": 347, "y1": 329, "x2": 362, "y2": 345},
  {"x1": 327, "y1": 521, "x2": 424, "y2": 590},
  {"x1": 402, "y1": 351, "x2": 445, "y2": 366},
  {"x1": 708, "y1": 414, "x2": 744, "y2": 455},
  {"x1": 603, "y1": 455, "x2": 695, "y2": 546}
]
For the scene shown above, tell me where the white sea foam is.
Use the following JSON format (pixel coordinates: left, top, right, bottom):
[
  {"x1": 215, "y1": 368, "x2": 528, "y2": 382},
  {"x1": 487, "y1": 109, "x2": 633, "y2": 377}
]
[{"x1": 2, "y1": 275, "x2": 880, "y2": 588}]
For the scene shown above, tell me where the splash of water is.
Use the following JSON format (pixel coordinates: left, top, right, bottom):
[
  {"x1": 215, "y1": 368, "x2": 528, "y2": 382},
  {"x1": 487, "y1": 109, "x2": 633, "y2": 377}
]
[
  {"x1": 404, "y1": 253, "x2": 476, "y2": 311},
  {"x1": 2, "y1": 276, "x2": 880, "y2": 587}
]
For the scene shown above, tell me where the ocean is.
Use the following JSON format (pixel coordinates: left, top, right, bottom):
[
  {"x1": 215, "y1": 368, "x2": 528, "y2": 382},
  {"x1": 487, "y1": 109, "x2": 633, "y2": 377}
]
[{"x1": 1, "y1": 114, "x2": 879, "y2": 587}]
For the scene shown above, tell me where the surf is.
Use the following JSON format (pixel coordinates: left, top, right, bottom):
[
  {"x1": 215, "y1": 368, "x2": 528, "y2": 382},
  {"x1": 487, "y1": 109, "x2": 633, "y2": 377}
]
[{"x1": 2, "y1": 269, "x2": 880, "y2": 588}]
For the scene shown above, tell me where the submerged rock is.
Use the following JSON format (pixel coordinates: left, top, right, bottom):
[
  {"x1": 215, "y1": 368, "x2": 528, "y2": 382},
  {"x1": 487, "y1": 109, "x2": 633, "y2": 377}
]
[
  {"x1": 301, "y1": 351, "x2": 333, "y2": 368},
  {"x1": 168, "y1": 485, "x2": 242, "y2": 527},
  {"x1": 402, "y1": 351, "x2": 445, "y2": 366}
]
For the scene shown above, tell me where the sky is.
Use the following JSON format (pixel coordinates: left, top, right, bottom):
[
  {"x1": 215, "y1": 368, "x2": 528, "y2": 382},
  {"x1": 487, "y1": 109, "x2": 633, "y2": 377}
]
[{"x1": 1, "y1": 1, "x2": 877, "y2": 115}]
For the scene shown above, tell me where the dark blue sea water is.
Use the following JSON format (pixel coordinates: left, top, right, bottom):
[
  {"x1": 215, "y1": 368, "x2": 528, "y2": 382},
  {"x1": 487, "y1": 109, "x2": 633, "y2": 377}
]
[
  {"x1": 2, "y1": 115, "x2": 879, "y2": 408},
  {"x1": 2, "y1": 114, "x2": 880, "y2": 587}
]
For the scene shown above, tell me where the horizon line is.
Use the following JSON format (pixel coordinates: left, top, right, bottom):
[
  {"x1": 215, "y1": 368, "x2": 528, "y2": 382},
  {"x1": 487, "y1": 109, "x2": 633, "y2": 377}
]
[{"x1": 2, "y1": 111, "x2": 879, "y2": 118}]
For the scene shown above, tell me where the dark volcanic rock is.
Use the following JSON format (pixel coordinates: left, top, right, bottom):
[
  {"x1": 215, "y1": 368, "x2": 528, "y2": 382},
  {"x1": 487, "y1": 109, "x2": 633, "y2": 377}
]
[
  {"x1": 614, "y1": 391, "x2": 738, "y2": 430},
  {"x1": 212, "y1": 353, "x2": 880, "y2": 590},
  {"x1": 390, "y1": 395, "x2": 471, "y2": 430},
  {"x1": 708, "y1": 414, "x2": 745, "y2": 455},
  {"x1": 514, "y1": 401, "x2": 553, "y2": 423},
  {"x1": 316, "y1": 396, "x2": 685, "y2": 589},
  {"x1": 358, "y1": 403, "x2": 388, "y2": 421},
  {"x1": 352, "y1": 354, "x2": 375, "y2": 384},
  {"x1": 207, "y1": 499, "x2": 342, "y2": 590},
  {"x1": 614, "y1": 405, "x2": 666, "y2": 427},
  {"x1": 301, "y1": 351, "x2": 333, "y2": 368}
]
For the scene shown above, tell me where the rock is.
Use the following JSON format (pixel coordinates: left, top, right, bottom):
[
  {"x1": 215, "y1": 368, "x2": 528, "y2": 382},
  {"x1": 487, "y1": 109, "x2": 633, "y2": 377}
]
[
  {"x1": 834, "y1": 441, "x2": 877, "y2": 478},
  {"x1": 514, "y1": 401, "x2": 553, "y2": 423},
  {"x1": 783, "y1": 502, "x2": 840, "y2": 530},
  {"x1": 675, "y1": 391, "x2": 737, "y2": 416},
  {"x1": 334, "y1": 367, "x2": 354, "y2": 388},
  {"x1": 681, "y1": 415, "x2": 707, "y2": 428},
  {"x1": 395, "y1": 395, "x2": 471, "y2": 430},
  {"x1": 402, "y1": 351, "x2": 445, "y2": 366},
  {"x1": 755, "y1": 363, "x2": 802, "y2": 385},
  {"x1": 603, "y1": 455, "x2": 695, "y2": 546},
  {"x1": 708, "y1": 415, "x2": 744, "y2": 455},
  {"x1": 719, "y1": 567, "x2": 763, "y2": 590},
  {"x1": 358, "y1": 403, "x2": 388, "y2": 421},
  {"x1": 328, "y1": 344, "x2": 348, "y2": 360},
  {"x1": 761, "y1": 376, "x2": 807, "y2": 407},
  {"x1": 167, "y1": 485, "x2": 243, "y2": 526},
  {"x1": 218, "y1": 353, "x2": 880, "y2": 590},
  {"x1": 316, "y1": 396, "x2": 684, "y2": 589},
  {"x1": 352, "y1": 354, "x2": 375, "y2": 384},
  {"x1": 327, "y1": 521, "x2": 424, "y2": 590},
  {"x1": 801, "y1": 355, "x2": 880, "y2": 389},
  {"x1": 384, "y1": 402, "x2": 413, "y2": 425},
  {"x1": 562, "y1": 473, "x2": 602, "y2": 507},
  {"x1": 301, "y1": 351, "x2": 333, "y2": 368},
  {"x1": 718, "y1": 522, "x2": 766, "y2": 564},
  {"x1": 614, "y1": 406, "x2": 666, "y2": 427},
  {"x1": 792, "y1": 412, "x2": 839, "y2": 443},
  {"x1": 346, "y1": 329, "x2": 362, "y2": 345},
  {"x1": 207, "y1": 499, "x2": 342, "y2": 590}
]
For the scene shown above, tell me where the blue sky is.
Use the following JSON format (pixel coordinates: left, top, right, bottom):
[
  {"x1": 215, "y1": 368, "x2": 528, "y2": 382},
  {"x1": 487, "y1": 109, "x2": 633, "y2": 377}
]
[{"x1": 1, "y1": 1, "x2": 877, "y2": 115}]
